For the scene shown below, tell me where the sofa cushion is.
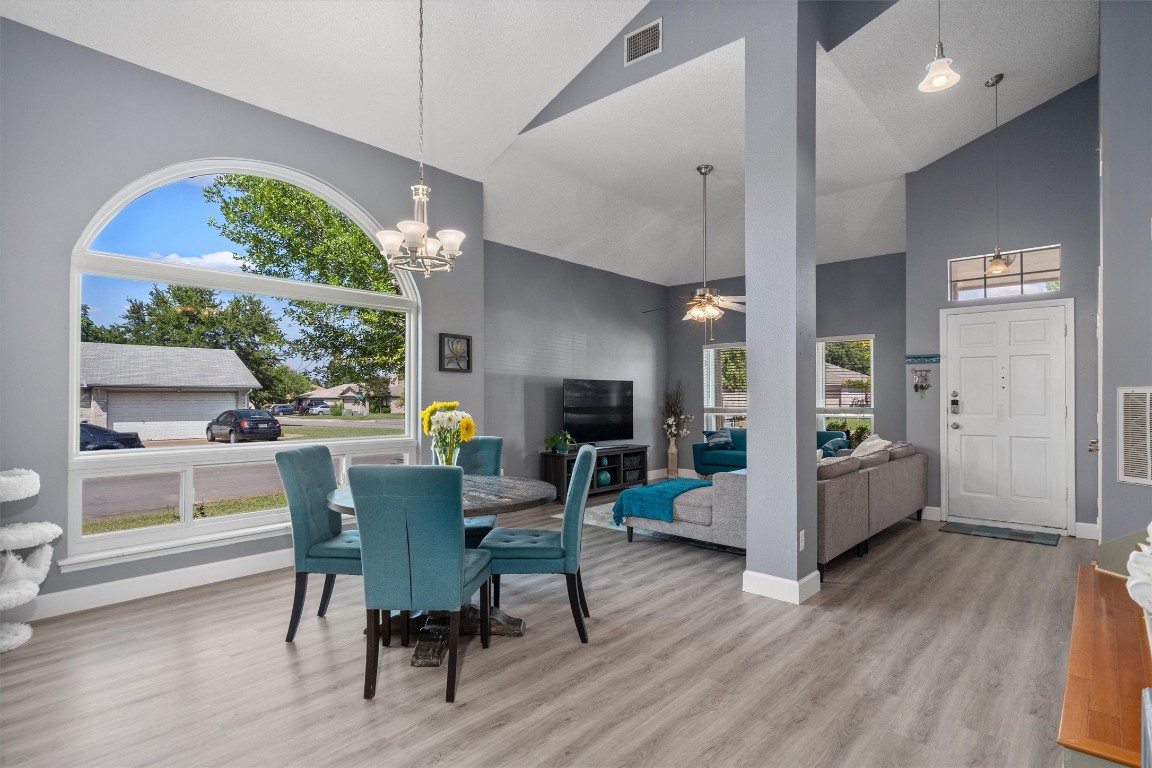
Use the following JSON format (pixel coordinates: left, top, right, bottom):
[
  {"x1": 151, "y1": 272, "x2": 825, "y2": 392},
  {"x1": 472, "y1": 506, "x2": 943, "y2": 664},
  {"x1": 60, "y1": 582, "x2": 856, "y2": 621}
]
[
  {"x1": 887, "y1": 441, "x2": 916, "y2": 460},
  {"x1": 705, "y1": 429, "x2": 735, "y2": 450},
  {"x1": 820, "y1": 437, "x2": 849, "y2": 457},
  {"x1": 704, "y1": 450, "x2": 748, "y2": 468},
  {"x1": 851, "y1": 434, "x2": 892, "y2": 457},
  {"x1": 672, "y1": 487, "x2": 713, "y2": 525},
  {"x1": 817, "y1": 455, "x2": 860, "y2": 480},
  {"x1": 857, "y1": 450, "x2": 890, "y2": 469}
]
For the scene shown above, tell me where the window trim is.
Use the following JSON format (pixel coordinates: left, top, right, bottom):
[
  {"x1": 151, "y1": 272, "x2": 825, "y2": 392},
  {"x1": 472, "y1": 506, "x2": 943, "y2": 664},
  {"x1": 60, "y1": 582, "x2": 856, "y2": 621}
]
[
  {"x1": 68, "y1": 158, "x2": 421, "y2": 559},
  {"x1": 703, "y1": 342, "x2": 747, "y2": 430},
  {"x1": 946, "y1": 243, "x2": 1062, "y2": 302},
  {"x1": 817, "y1": 334, "x2": 875, "y2": 432}
]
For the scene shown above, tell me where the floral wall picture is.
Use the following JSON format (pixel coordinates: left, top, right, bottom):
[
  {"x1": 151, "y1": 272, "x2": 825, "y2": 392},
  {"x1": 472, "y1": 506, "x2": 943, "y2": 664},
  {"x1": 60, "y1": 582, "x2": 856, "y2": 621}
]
[{"x1": 439, "y1": 333, "x2": 472, "y2": 373}]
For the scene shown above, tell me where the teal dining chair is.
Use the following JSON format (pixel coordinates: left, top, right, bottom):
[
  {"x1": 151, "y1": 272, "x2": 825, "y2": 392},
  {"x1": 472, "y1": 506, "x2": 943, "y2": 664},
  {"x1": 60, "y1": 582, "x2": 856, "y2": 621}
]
[
  {"x1": 275, "y1": 445, "x2": 362, "y2": 643},
  {"x1": 434, "y1": 436, "x2": 503, "y2": 548},
  {"x1": 349, "y1": 464, "x2": 491, "y2": 702},
  {"x1": 479, "y1": 444, "x2": 595, "y2": 643}
]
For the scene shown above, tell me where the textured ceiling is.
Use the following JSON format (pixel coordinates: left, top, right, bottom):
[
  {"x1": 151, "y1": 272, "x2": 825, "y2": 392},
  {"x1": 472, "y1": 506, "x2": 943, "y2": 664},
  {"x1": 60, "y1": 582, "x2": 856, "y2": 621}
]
[{"x1": 1, "y1": 0, "x2": 1100, "y2": 283}]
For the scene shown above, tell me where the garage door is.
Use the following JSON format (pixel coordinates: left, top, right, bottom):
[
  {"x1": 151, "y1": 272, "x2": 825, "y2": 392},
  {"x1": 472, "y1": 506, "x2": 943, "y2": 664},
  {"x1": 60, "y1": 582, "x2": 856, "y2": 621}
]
[{"x1": 109, "y1": 391, "x2": 238, "y2": 441}]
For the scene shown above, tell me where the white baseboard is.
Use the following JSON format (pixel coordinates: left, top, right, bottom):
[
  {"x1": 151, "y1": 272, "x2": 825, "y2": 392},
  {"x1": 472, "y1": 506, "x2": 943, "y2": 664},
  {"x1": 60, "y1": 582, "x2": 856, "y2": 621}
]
[
  {"x1": 742, "y1": 568, "x2": 821, "y2": 604},
  {"x1": 921, "y1": 505, "x2": 943, "y2": 521},
  {"x1": 4, "y1": 548, "x2": 293, "y2": 622},
  {"x1": 1074, "y1": 522, "x2": 1099, "y2": 541}
]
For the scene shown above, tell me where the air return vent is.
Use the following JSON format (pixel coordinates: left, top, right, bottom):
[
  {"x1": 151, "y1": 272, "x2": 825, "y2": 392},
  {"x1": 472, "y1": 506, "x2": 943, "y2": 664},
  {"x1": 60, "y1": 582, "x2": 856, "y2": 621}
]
[
  {"x1": 1119, "y1": 388, "x2": 1152, "y2": 485},
  {"x1": 625, "y1": 19, "x2": 661, "y2": 65}
]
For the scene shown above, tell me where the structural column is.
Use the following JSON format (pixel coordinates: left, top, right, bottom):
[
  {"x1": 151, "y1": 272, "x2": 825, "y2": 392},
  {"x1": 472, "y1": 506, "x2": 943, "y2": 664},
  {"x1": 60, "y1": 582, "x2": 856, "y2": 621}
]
[{"x1": 743, "y1": 2, "x2": 820, "y2": 603}]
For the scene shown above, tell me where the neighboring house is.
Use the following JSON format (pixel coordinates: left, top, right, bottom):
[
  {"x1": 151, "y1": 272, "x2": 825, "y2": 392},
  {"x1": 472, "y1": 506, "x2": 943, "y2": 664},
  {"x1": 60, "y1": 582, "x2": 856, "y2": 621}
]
[
  {"x1": 80, "y1": 342, "x2": 260, "y2": 440},
  {"x1": 295, "y1": 381, "x2": 404, "y2": 414},
  {"x1": 823, "y1": 363, "x2": 871, "y2": 408}
]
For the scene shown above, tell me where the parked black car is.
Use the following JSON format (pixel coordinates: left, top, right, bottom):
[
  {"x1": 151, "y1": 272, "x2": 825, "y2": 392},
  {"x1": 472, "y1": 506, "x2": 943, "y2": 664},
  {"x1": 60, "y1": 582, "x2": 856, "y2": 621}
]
[
  {"x1": 80, "y1": 422, "x2": 145, "y2": 451},
  {"x1": 206, "y1": 410, "x2": 282, "y2": 443},
  {"x1": 266, "y1": 404, "x2": 296, "y2": 416}
]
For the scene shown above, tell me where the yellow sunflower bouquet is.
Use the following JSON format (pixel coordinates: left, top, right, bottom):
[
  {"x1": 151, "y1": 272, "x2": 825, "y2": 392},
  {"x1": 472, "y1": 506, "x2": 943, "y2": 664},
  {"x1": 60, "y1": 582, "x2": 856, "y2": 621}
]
[{"x1": 419, "y1": 400, "x2": 477, "y2": 466}]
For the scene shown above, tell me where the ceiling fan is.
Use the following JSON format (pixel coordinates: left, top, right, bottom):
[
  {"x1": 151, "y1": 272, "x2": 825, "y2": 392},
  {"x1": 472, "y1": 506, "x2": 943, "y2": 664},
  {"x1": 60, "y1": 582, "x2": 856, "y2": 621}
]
[{"x1": 643, "y1": 164, "x2": 746, "y2": 332}]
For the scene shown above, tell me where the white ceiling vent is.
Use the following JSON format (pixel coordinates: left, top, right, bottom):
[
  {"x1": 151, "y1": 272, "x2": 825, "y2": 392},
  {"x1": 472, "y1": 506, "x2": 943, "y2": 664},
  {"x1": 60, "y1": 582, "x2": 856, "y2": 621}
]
[
  {"x1": 1119, "y1": 388, "x2": 1152, "y2": 486},
  {"x1": 625, "y1": 19, "x2": 661, "y2": 65}
]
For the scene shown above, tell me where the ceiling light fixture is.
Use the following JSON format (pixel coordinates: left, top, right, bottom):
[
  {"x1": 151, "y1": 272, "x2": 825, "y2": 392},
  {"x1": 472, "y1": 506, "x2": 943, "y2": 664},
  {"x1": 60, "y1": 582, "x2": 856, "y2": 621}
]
[
  {"x1": 375, "y1": 0, "x2": 464, "y2": 277},
  {"x1": 983, "y1": 73, "x2": 1015, "y2": 277},
  {"x1": 683, "y1": 165, "x2": 746, "y2": 339},
  {"x1": 918, "y1": 0, "x2": 960, "y2": 93}
]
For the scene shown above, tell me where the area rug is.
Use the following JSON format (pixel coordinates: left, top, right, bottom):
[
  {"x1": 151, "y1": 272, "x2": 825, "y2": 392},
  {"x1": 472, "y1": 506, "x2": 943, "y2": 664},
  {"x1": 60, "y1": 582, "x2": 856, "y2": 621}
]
[
  {"x1": 939, "y1": 521, "x2": 1060, "y2": 546},
  {"x1": 554, "y1": 504, "x2": 745, "y2": 555},
  {"x1": 552, "y1": 504, "x2": 623, "y2": 531}
]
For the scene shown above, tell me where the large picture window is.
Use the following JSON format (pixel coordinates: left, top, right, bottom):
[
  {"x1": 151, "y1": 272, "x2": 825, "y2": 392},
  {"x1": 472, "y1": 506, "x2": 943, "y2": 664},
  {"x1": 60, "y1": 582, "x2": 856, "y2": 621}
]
[
  {"x1": 67, "y1": 162, "x2": 419, "y2": 565},
  {"x1": 817, "y1": 336, "x2": 874, "y2": 443},
  {"x1": 703, "y1": 343, "x2": 747, "y2": 431}
]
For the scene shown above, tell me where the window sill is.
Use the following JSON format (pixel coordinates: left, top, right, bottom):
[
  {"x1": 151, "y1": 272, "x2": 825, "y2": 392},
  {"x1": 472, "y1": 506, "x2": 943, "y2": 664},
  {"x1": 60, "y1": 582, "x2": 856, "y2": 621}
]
[{"x1": 57, "y1": 522, "x2": 294, "y2": 573}]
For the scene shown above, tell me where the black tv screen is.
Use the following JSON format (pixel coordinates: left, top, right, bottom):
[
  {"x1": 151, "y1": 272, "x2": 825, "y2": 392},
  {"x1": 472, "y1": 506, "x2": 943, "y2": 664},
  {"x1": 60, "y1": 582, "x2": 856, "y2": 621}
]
[{"x1": 563, "y1": 379, "x2": 633, "y2": 444}]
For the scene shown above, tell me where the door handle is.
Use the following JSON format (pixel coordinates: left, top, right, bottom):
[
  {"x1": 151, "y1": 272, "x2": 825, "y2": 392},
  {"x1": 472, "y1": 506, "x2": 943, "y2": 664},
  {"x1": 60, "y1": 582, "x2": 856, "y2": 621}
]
[
  {"x1": 1088, "y1": 438, "x2": 1100, "y2": 453},
  {"x1": 950, "y1": 422, "x2": 961, "y2": 430}
]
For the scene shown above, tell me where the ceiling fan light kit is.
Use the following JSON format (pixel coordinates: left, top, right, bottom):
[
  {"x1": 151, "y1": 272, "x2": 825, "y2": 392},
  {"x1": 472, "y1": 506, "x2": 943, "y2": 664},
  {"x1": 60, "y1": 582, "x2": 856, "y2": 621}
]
[
  {"x1": 918, "y1": 0, "x2": 960, "y2": 93},
  {"x1": 680, "y1": 164, "x2": 746, "y2": 336},
  {"x1": 375, "y1": 0, "x2": 465, "y2": 278}
]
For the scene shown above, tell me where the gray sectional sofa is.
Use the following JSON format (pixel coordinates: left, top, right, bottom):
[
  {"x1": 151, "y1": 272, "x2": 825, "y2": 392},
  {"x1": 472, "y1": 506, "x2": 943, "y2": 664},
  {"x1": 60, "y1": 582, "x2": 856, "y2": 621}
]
[{"x1": 623, "y1": 445, "x2": 926, "y2": 579}]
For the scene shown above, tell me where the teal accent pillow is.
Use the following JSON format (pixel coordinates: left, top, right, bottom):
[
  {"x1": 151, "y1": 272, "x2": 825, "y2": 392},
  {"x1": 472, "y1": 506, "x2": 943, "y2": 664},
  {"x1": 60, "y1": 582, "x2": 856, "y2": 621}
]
[
  {"x1": 820, "y1": 437, "x2": 849, "y2": 457},
  {"x1": 706, "y1": 429, "x2": 735, "y2": 450}
]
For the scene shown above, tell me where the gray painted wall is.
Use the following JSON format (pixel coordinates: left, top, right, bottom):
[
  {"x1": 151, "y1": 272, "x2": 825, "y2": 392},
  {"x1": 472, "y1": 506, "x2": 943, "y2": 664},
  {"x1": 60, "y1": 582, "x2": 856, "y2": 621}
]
[
  {"x1": 905, "y1": 77, "x2": 1100, "y2": 522},
  {"x1": 483, "y1": 241, "x2": 668, "y2": 479},
  {"x1": 1099, "y1": 1, "x2": 1152, "y2": 540},
  {"x1": 0, "y1": 21, "x2": 485, "y2": 594},
  {"x1": 817, "y1": 253, "x2": 907, "y2": 442}
]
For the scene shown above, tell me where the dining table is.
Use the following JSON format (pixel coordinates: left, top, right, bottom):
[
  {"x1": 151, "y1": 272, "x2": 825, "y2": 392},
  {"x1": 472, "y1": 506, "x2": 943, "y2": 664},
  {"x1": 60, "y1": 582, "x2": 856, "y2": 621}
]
[{"x1": 326, "y1": 473, "x2": 557, "y2": 667}]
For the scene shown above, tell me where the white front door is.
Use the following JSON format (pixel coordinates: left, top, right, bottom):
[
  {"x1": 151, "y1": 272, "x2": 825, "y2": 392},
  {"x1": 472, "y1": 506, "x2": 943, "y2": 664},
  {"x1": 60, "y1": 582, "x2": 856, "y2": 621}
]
[{"x1": 944, "y1": 303, "x2": 1071, "y2": 530}]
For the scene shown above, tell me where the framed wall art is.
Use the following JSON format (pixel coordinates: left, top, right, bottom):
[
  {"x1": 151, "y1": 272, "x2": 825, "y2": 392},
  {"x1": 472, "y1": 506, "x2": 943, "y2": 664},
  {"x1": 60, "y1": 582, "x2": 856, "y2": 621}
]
[{"x1": 438, "y1": 333, "x2": 472, "y2": 373}]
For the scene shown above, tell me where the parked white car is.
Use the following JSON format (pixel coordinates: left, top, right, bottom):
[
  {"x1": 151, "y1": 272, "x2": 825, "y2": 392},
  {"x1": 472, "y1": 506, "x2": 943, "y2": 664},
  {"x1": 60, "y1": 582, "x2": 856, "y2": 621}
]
[{"x1": 307, "y1": 403, "x2": 331, "y2": 415}]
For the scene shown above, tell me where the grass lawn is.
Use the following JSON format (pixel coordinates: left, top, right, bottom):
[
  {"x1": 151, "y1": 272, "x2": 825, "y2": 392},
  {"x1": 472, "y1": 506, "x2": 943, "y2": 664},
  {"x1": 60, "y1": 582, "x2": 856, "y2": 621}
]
[
  {"x1": 82, "y1": 491, "x2": 292, "y2": 535},
  {"x1": 281, "y1": 426, "x2": 404, "y2": 439},
  {"x1": 289, "y1": 413, "x2": 404, "y2": 421}
]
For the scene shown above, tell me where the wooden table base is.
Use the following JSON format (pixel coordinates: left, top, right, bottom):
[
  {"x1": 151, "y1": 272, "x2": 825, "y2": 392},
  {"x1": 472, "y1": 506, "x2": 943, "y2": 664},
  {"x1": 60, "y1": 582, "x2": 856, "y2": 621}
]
[{"x1": 409, "y1": 605, "x2": 526, "y2": 667}]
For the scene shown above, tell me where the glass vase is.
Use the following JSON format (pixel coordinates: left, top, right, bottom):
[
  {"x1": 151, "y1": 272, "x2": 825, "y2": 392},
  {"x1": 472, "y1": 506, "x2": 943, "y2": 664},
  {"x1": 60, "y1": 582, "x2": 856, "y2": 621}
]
[{"x1": 434, "y1": 441, "x2": 460, "y2": 467}]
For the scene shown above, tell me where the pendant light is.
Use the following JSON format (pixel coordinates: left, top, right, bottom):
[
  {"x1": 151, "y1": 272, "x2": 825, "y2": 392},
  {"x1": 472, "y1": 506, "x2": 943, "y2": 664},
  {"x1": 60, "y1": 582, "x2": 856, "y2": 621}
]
[
  {"x1": 684, "y1": 165, "x2": 724, "y2": 325},
  {"x1": 918, "y1": 0, "x2": 960, "y2": 93},
  {"x1": 983, "y1": 74, "x2": 1015, "y2": 277},
  {"x1": 375, "y1": 0, "x2": 465, "y2": 277}
]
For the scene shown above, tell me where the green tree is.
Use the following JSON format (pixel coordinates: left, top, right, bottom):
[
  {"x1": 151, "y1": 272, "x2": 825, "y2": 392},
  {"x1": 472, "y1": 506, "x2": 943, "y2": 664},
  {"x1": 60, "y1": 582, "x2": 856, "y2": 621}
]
[
  {"x1": 80, "y1": 304, "x2": 126, "y2": 343},
  {"x1": 203, "y1": 175, "x2": 405, "y2": 402},
  {"x1": 111, "y1": 284, "x2": 286, "y2": 392},
  {"x1": 823, "y1": 340, "x2": 871, "y2": 375},
  {"x1": 720, "y1": 347, "x2": 747, "y2": 393},
  {"x1": 257, "y1": 364, "x2": 314, "y2": 407}
]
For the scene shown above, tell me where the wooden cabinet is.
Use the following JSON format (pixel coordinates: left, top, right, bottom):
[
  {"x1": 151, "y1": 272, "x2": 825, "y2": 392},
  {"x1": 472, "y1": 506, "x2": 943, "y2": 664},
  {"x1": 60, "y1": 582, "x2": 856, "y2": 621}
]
[{"x1": 540, "y1": 445, "x2": 648, "y2": 503}]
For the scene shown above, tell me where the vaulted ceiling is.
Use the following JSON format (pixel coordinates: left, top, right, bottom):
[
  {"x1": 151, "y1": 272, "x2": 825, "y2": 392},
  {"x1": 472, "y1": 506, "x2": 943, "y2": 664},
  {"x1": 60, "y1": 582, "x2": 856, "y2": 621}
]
[{"x1": 0, "y1": 0, "x2": 1100, "y2": 285}]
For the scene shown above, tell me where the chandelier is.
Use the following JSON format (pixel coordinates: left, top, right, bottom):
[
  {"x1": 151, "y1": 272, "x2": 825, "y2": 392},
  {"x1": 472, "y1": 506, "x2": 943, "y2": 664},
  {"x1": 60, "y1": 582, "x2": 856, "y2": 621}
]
[{"x1": 375, "y1": 0, "x2": 464, "y2": 277}]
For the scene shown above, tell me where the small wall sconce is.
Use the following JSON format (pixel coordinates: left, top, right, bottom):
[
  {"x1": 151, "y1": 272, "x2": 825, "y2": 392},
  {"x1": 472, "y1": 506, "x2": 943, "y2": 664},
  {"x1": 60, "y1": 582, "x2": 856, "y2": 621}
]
[{"x1": 912, "y1": 369, "x2": 931, "y2": 398}]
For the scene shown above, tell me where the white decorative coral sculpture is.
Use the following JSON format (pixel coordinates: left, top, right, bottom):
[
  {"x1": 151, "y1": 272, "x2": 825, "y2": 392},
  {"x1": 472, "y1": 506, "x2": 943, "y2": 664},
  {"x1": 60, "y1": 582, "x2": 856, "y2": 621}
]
[{"x1": 0, "y1": 468, "x2": 60, "y2": 653}]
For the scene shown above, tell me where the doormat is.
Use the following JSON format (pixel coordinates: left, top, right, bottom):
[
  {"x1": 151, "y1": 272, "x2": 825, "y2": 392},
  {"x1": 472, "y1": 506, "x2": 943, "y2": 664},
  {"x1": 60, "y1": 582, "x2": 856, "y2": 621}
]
[{"x1": 939, "y1": 521, "x2": 1060, "y2": 546}]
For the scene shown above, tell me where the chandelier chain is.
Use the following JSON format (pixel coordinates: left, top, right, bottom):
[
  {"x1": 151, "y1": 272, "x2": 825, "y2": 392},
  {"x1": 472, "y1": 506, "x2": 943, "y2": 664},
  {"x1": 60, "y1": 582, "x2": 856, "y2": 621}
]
[{"x1": 418, "y1": 0, "x2": 424, "y2": 184}]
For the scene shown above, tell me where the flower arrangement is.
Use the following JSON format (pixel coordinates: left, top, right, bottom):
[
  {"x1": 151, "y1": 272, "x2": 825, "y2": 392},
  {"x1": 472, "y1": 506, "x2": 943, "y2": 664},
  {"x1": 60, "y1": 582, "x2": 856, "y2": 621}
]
[
  {"x1": 419, "y1": 400, "x2": 476, "y2": 466},
  {"x1": 659, "y1": 382, "x2": 694, "y2": 442},
  {"x1": 1126, "y1": 520, "x2": 1152, "y2": 615}
]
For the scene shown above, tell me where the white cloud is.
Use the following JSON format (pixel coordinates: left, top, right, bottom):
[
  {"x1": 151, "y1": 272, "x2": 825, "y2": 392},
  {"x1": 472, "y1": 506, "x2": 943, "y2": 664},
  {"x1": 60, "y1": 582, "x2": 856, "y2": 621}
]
[{"x1": 153, "y1": 251, "x2": 249, "y2": 271}]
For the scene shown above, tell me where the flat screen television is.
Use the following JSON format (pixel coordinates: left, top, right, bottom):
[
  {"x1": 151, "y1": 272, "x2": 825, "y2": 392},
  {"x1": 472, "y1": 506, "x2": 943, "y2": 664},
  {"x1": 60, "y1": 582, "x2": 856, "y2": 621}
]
[{"x1": 563, "y1": 379, "x2": 633, "y2": 444}]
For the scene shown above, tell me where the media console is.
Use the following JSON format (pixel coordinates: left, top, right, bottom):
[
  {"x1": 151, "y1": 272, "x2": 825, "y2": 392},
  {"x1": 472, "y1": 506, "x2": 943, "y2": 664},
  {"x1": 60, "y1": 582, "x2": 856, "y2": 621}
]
[{"x1": 540, "y1": 444, "x2": 648, "y2": 503}]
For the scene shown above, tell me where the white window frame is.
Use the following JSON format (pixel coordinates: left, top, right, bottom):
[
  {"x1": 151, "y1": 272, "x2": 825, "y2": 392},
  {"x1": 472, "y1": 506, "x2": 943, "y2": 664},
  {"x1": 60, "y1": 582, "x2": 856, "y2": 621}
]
[
  {"x1": 946, "y1": 243, "x2": 1062, "y2": 302},
  {"x1": 65, "y1": 159, "x2": 422, "y2": 565},
  {"x1": 703, "y1": 342, "x2": 747, "y2": 431},
  {"x1": 816, "y1": 334, "x2": 875, "y2": 433}
]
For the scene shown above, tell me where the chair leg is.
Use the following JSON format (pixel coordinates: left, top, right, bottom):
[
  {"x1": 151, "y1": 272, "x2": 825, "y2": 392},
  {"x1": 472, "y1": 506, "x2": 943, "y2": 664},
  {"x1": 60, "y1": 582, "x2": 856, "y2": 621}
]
[
  {"x1": 400, "y1": 610, "x2": 410, "y2": 647},
  {"x1": 627, "y1": 526, "x2": 633, "y2": 543},
  {"x1": 565, "y1": 573, "x2": 589, "y2": 644},
  {"x1": 480, "y1": 579, "x2": 491, "y2": 649},
  {"x1": 285, "y1": 572, "x2": 308, "y2": 643},
  {"x1": 492, "y1": 574, "x2": 501, "y2": 609},
  {"x1": 575, "y1": 569, "x2": 590, "y2": 618},
  {"x1": 317, "y1": 574, "x2": 337, "y2": 617},
  {"x1": 446, "y1": 609, "x2": 461, "y2": 703},
  {"x1": 382, "y1": 610, "x2": 392, "y2": 647},
  {"x1": 364, "y1": 609, "x2": 380, "y2": 699}
]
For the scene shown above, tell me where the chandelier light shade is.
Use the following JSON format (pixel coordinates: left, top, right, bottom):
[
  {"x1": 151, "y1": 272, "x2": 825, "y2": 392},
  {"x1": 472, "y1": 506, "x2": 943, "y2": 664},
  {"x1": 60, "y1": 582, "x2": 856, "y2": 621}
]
[
  {"x1": 918, "y1": 0, "x2": 960, "y2": 93},
  {"x1": 375, "y1": 0, "x2": 464, "y2": 277}
]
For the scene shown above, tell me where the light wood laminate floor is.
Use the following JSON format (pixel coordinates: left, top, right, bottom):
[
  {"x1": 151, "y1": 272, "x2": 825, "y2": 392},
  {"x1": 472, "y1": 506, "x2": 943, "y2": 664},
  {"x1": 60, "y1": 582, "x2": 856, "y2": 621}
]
[{"x1": 0, "y1": 502, "x2": 1097, "y2": 768}]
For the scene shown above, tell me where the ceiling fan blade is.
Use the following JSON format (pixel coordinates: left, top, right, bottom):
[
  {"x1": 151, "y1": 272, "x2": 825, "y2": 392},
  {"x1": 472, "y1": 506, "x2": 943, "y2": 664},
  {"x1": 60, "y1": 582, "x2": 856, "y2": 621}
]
[
  {"x1": 723, "y1": 296, "x2": 746, "y2": 302},
  {"x1": 641, "y1": 304, "x2": 678, "y2": 314},
  {"x1": 718, "y1": 299, "x2": 746, "y2": 312}
]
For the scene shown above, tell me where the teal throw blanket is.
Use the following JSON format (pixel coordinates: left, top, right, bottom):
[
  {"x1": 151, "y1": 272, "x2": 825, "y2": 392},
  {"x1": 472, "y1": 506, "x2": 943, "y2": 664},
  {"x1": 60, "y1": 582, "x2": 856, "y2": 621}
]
[{"x1": 612, "y1": 479, "x2": 712, "y2": 526}]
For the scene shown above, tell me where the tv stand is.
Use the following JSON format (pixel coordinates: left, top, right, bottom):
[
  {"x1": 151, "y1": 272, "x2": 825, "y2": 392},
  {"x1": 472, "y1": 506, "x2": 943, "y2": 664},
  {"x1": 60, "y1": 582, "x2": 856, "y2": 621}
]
[{"x1": 540, "y1": 444, "x2": 648, "y2": 503}]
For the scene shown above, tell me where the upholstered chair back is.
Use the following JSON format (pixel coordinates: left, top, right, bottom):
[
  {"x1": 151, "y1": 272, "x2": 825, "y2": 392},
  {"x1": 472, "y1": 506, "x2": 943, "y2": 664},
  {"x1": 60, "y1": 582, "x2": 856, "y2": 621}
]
[
  {"x1": 560, "y1": 445, "x2": 596, "y2": 572},
  {"x1": 275, "y1": 445, "x2": 341, "y2": 572}
]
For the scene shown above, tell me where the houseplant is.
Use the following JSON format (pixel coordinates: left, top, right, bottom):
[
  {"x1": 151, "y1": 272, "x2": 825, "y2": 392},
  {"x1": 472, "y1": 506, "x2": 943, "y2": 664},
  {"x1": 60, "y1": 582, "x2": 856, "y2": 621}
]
[
  {"x1": 419, "y1": 400, "x2": 476, "y2": 466},
  {"x1": 660, "y1": 382, "x2": 694, "y2": 479},
  {"x1": 545, "y1": 430, "x2": 574, "y2": 454}
]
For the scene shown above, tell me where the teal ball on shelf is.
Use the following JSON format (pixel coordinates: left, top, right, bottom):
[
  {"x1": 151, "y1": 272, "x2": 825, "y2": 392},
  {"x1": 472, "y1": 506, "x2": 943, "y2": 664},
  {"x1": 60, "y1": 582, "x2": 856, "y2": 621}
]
[
  {"x1": 596, "y1": 469, "x2": 612, "y2": 487},
  {"x1": 599, "y1": 457, "x2": 608, "y2": 467}
]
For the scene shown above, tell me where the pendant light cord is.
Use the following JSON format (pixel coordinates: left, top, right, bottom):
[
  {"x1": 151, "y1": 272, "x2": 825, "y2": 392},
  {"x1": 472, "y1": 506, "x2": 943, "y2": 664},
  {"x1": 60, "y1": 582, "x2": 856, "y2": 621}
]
[
  {"x1": 417, "y1": 0, "x2": 425, "y2": 185},
  {"x1": 937, "y1": 0, "x2": 942, "y2": 46},
  {"x1": 994, "y1": 80, "x2": 1000, "y2": 251},
  {"x1": 701, "y1": 170, "x2": 708, "y2": 289}
]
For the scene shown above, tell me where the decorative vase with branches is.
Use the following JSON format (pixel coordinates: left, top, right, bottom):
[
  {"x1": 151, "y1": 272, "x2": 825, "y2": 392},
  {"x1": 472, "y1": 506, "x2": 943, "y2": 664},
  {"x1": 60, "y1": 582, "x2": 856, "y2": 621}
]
[{"x1": 660, "y1": 382, "x2": 694, "y2": 479}]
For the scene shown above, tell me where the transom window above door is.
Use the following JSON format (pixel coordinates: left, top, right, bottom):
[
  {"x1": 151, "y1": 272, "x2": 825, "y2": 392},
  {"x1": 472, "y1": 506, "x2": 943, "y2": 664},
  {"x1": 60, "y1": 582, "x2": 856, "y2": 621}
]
[{"x1": 948, "y1": 245, "x2": 1061, "y2": 301}]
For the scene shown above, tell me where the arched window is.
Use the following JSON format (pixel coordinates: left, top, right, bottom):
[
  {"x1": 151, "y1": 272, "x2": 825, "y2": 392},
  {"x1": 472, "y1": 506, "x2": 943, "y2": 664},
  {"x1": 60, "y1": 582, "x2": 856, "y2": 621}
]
[{"x1": 65, "y1": 160, "x2": 419, "y2": 566}]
